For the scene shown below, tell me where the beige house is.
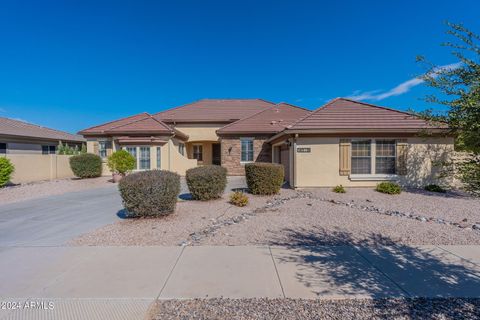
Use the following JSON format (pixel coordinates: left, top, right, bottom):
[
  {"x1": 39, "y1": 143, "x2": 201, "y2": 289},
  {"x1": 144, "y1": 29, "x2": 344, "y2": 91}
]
[{"x1": 79, "y1": 98, "x2": 454, "y2": 188}]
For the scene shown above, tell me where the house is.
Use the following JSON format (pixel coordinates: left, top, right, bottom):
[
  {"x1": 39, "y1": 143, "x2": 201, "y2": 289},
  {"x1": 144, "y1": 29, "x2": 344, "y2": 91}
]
[
  {"x1": 0, "y1": 117, "x2": 85, "y2": 155},
  {"x1": 79, "y1": 98, "x2": 453, "y2": 188}
]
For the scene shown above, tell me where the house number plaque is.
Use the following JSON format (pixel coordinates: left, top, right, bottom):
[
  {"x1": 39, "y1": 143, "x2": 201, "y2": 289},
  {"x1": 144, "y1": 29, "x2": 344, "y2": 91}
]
[{"x1": 296, "y1": 147, "x2": 311, "y2": 153}]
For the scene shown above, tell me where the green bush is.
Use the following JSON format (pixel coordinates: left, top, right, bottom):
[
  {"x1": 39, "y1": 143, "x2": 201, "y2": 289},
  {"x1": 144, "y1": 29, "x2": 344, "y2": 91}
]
[
  {"x1": 424, "y1": 184, "x2": 447, "y2": 193},
  {"x1": 107, "y1": 150, "x2": 136, "y2": 175},
  {"x1": 118, "y1": 170, "x2": 180, "y2": 217},
  {"x1": 186, "y1": 165, "x2": 227, "y2": 200},
  {"x1": 0, "y1": 158, "x2": 15, "y2": 187},
  {"x1": 229, "y1": 191, "x2": 249, "y2": 207},
  {"x1": 333, "y1": 185, "x2": 346, "y2": 193},
  {"x1": 375, "y1": 182, "x2": 402, "y2": 195},
  {"x1": 69, "y1": 153, "x2": 103, "y2": 178},
  {"x1": 245, "y1": 163, "x2": 284, "y2": 195}
]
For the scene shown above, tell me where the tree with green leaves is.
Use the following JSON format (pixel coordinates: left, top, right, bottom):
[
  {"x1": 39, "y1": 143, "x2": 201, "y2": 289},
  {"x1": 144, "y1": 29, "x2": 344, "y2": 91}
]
[{"x1": 417, "y1": 22, "x2": 480, "y2": 194}]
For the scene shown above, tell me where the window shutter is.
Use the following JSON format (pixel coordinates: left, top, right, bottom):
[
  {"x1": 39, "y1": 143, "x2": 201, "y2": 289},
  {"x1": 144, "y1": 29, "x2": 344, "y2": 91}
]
[
  {"x1": 339, "y1": 139, "x2": 351, "y2": 176},
  {"x1": 93, "y1": 141, "x2": 99, "y2": 155},
  {"x1": 396, "y1": 139, "x2": 408, "y2": 175}
]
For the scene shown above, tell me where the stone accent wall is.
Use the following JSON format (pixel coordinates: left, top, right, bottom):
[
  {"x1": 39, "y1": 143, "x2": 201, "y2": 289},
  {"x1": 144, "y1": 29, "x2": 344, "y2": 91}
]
[{"x1": 220, "y1": 136, "x2": 272, "y2": 175}]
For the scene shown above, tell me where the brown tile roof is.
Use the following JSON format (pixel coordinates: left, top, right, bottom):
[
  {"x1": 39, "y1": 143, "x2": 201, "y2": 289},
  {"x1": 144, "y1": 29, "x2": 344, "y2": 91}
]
[
  {"x1": 217, "y1": 103, "x2": 310, "y2": 134},
  {"x1": 116, "y1": 136, "x2": 168, "y2": 144},
  {"x1": 154, "y1": 99, "x2": 275, "y2": 122},
  {"x1": 288, "y1": 98, "x2": 448, "y2": 132},
  {"x1": 79, "y1": 113, "x2": 153, "y2": 135},
  {"x1": 0, "y1": 117, "x2": 85, "y2": 142}
]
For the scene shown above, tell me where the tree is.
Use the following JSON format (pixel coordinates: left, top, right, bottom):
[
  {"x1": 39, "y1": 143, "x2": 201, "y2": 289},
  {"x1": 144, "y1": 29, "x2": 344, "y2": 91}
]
[{"x1": 417, "y1": 22, "x2": 480, "y2": 194}]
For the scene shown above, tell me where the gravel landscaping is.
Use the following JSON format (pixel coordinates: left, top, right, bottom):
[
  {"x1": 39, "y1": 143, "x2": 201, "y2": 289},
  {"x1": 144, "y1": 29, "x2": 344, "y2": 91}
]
[
  {"x1": 71, "y1": 188, "x2": 480, "y2": 246},
  {"x1": 0, "y1": 176, "x2": 112, "y2": 205},
  {"x1": 150, "y1": 298, "x2": 480, "y2": 320}
]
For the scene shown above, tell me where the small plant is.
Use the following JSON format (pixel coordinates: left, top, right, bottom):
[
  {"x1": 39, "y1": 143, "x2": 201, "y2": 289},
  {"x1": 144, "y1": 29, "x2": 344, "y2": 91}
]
[
  {"x1": 186, "y1": 165, "x2": 227, "y2": 200},
  {"x1": 245, "y1": 163, "x2": 284, "y2": 195},
  {"x1": 57, "y1": 141, "x2": 81, "y2": 155},
  {"x1": 118, "y1": 170, "x2": 180, "y2": 217},
  {"x1": 424, "y1": 184, "x2": 447, "y2": 193},
  {"x1": 0, "y1": 157, "x2": 15, "y2": 187},
  {"x1": 69, "y1": 153, "x2": 103, "y2": 178},
  {"x1": 375, "y1": 182, "x2": 402, "y2": 195},
  {"x1": 229, "y1": 191, "x2": 249, "y2": 207},
  {"x1": 107, "y1": 150, "x2": 136, "y2": 175},
  {"x1": 332, "y1": 185, "x2": 346, "y2": 193}
]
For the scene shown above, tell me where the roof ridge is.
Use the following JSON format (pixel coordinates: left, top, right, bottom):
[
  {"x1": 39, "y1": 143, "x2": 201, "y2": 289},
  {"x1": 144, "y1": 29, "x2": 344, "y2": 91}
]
[
  {"x1": 276, "y1": 102, "x2": 310, "y2": 111},
  {"x1": 337, "y1": 98, "x2": 418, "y2": 118},
  {"x1": 286, "y1": 98, "x2": 341, "y2": 128},
  {"x1": 216, "y1": 106, "x2": 277, "y2": 132},
  {"x1": 148, "y1": 114, "x2": 175, "y2": 132},
  {"x1": 104, "y1": 113, "x2": 152, "y2": 132},
  {"x1": 0, "y1": 116, "x2": 82, "y2": 139},
  {"x1": 78, "y1": 112, "x2": 150, "y2": 134}
]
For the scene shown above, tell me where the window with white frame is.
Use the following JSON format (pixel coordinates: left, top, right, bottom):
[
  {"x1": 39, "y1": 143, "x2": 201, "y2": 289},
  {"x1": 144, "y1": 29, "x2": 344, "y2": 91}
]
[
  {"x1": 178, "y1": 143, "x2": 185, "y2": 156},
  {"x1": 193, "y1": 145, "x2": 203, "y2": 161},
  {"x1": 139, "y1": 147, "x2": 150, "y2": 170},
  {"x1": 241, "y1": 138, "x2": 254, "y2": 162},
  {"x1": 375, "y1": 140, "x2": 396, "y2": 174},
  {"x1": 42, "y1": 145, "x2": 56, "y2": 155},
  {"x1": 156, "y1": 147, "x2": 161, "y2": 169},
  {"x1": 351, "y1": 140, "x2": 371, "y2": 174},
  {"x1": 98, "y1": 141, "x2": 107, "y2": 158}
]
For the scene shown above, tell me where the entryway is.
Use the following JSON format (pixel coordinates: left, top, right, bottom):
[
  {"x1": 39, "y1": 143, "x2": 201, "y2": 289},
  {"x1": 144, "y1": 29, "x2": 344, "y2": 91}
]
[{"x1": 212, "y1": 143, "x2": 221, "y2": 165}]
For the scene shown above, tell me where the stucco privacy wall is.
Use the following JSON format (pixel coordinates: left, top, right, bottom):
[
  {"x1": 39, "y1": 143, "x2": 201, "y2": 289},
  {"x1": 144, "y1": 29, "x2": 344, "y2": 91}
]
[
  {"x1": 294, "y1": 136, "x2": 455, "y2": 188},
  {"x1": 172, "y1": 124, "x2": 222, "y2": 142},
  {"x1": 220, "y1": 136, "x2": 271, "y2": 175},
  {"x1": 4, "y1": 154, "x2": 74, "y2": 184}
]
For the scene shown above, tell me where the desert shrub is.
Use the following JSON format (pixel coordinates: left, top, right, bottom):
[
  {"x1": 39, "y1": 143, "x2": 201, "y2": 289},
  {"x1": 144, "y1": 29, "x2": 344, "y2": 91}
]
[
  {"x1": 375, "y1": 182, "x2": 402, "y2": 195},
  {"x1": 332, "y1": 185, "x2": 346, "y2": 193},
  {"x1": 186, "y1": 165, "x2": 227, "y2": 200},
  {"x1": 118, "y1": 170, "x2": 180, "y2": 217},
  {"x1": 69, "y1": 153, "x2": 102, "y2": 178},
  {"x1": 229, "y1": 191, "x2": 249, "y2": 207},
  {"x1": 424, "y1": 184, "x2": 447, "y2": 193},
  {"x1": 0, "y1": 158, "x2": 14, "y2": 187},
  {"x1": 107, "y1": 150, "x2": 136, "y2": 175},
  {"x1": 245, "y1": 163, "x2": 284, "y2": 195}
]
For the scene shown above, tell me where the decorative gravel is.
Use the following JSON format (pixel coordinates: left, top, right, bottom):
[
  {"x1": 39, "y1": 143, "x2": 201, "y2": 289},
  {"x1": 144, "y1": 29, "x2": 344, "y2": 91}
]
[
  {"x1": 150, "y1": 298, "x2": 480, "y2": 320},
  {"x1": 0, "y1": 176, "x2": 112, "y2": 205},
  {"x1": 71, "y1": 188, "x2": 480, "y2": 246}
]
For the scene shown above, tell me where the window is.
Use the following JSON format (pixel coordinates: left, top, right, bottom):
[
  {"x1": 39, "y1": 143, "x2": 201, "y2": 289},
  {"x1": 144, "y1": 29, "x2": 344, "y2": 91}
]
[
  {"x1": 351, "y1": 140, "x2": 371, "y2": 174},
  {"x1": 139, "y1": 147, "x2": 150, "y2": 170},
  {"x1": 98, "y1": 141, "x2": 107, "y2": 158},
  {"x1": 376, "y1": 140, "x2": 396, "y2": 174},
  {"x1": 241, "y1": 138, "x2": 254, "y2": 162},
  {"x1": 193, "y1": 145, "x2": 203, "y2": 161},
  {"x1": 156, "y1": 147, "x2": 161, "y2": 169},
  {"x1": 42, "y1": 145, "x2": 56, "y2": 155},
  {"x1": 125, "y1": 146, "x2": 137, "y2": 159},
  {"x1": 178, "y1": 143, "x2": 185, "y2": 156},
  {"x1": 0, "y1": 143, "x2": 6, "y2": 154}
]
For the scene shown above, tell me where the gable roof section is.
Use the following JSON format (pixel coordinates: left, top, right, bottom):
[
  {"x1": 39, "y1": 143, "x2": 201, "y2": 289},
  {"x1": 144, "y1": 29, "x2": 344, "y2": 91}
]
[
  {"x1": 287, "y1": 98, "x2": 448, "y2": 132},
  {"x1": 79, "y1": 113, "x2": 153, "y2": 135},
  {"x1": 153, "y1": 99, "x2": 275, "y2": 122},
  {"x1": 0, "y1": 117, "x2": 85, "y2": 142},
  {"x1": 217, "y1": 103, "x2": 310, "y2": 134}
]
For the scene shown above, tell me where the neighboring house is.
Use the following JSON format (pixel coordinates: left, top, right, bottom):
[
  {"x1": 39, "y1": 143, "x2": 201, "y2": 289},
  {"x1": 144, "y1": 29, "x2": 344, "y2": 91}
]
[
  {"x1": 0, "y1": 117, "x2": 85, "y2": 155},
  {"x1": 79, "y1": 98, "x2": 453, "y2": 187}
]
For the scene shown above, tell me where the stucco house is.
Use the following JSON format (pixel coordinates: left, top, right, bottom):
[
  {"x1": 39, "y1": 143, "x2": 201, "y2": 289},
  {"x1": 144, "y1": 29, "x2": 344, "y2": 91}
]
[{"x1": 79, "y1": 98, "x2": 453, "y2": 188}]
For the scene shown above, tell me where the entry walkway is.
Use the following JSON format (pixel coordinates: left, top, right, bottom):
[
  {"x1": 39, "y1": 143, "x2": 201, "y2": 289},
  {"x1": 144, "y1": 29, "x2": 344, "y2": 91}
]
[{"x1": 1, "y1": 245, "x2": 480, "y2": 319}]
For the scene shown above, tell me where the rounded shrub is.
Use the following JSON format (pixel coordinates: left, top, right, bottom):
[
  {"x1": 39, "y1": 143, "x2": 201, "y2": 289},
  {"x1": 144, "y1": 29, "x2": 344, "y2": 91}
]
[
  {"x1": 0, "y1": 157, "x2": 15, "y2": 187},
  {"x1": 118, "y1": 170, "x2": 180, "y2": 217},
  {"x1": 107, "y1": 150, "x2": 136, "y2": 175},
  {"x1": 229, "y1": 191, "x2": 249, "y2": 207},
  {"x1": 375, "y1": 182, "x2": 402, "y2": 195},
  {"x1": 186, "y1": 165, "x2": 227, "y2": 200},
  {"x1": 245, "y1": 163, "x2": 284, "y2": 195},
  {"x1": 69, "y1": 153, "x2": 103, "y2": 178}
]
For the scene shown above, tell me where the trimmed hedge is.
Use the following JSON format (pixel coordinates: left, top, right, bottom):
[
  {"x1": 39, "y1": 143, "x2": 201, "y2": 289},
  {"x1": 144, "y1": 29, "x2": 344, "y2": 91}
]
[
  {"x1": 0, "y1": 157, "x2": 15, "y2": 187},
  {"x1": 186, "y1": 165, "x2": 227, "y2": 200},
  {"x1": 118, "y1": 170, "x2": 180, "y2": 217},
  {"x1": 107, "y1": 150, "x2": 136, "y2": 175},
  {"x1": 375, "y1": 182, "x2": 402, "y2": 195},
  {"x1": 69, "y1": 153, "x2": 102, "y2": 178},
  {"x1": 245, "y1": 163, "x2": 284, "y2": 195}
]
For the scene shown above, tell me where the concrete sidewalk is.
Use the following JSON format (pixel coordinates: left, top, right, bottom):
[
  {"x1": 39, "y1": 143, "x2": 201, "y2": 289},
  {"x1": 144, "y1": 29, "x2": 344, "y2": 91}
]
[{"x1": 1, "y1": 245, "x2": 480, "y2": 319}]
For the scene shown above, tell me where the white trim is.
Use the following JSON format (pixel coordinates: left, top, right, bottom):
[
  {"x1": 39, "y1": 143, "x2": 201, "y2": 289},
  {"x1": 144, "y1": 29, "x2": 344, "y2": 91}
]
[
  {"x1": 240, "y1": 137, "x2": 254, "y2": 162},
  {"x1": 349, "y1": 174, "x2": 398, "y2": 181}
]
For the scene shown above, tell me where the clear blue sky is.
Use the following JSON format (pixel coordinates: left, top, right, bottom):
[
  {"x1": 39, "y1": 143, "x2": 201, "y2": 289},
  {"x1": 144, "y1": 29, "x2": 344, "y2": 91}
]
[{"x1": 0, "y1": 0, "x2": 478, "y2": 133}]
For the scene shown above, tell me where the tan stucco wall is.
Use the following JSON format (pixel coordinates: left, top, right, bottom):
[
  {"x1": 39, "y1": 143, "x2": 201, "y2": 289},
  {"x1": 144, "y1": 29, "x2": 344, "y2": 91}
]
[
  {"x1": 5, "y1": 154, "x2": 74, "y2": 184},
  {"x1": 294, "y1": 136, "x2": 455, "y2": 188},
  {"x1": 173, "y1": 124, "x2": 222, "y2": 142},
  {"x1": 186, "y1": 141, "x2": 214, "y2": 165}
]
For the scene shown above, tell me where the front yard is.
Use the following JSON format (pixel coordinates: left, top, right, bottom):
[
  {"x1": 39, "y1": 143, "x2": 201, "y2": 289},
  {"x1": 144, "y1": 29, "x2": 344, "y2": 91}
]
[{"x1": 71, "y1": 186, "x2": 480, "y2": 246}]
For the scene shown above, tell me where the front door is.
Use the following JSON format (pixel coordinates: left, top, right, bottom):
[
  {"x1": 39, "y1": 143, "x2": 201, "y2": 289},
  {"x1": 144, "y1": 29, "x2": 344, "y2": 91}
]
[{"x1": 212, "y1": 143, "x2": 221, "y2": 165}]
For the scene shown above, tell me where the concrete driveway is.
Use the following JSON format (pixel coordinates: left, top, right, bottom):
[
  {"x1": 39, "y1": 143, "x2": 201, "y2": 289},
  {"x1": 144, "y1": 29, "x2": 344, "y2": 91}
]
[{"x1": 0, "y1": 185, "x2": 122, "y2": 246}]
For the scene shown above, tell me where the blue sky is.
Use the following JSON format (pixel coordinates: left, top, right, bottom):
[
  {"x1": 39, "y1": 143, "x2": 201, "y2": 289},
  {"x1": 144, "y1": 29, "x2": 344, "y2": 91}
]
[{"x1": 0, "y1": 0, "x2": 478, "y2": 133}]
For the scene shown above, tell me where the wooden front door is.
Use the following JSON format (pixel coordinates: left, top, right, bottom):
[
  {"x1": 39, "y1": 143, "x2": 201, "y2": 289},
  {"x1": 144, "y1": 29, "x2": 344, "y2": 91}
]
[
  {"x1": 280, "y1": 145, "x2": 290, "y2": 183},
  {"x1": 212, "y1": 143, "x2": 221, "y2": 165}
]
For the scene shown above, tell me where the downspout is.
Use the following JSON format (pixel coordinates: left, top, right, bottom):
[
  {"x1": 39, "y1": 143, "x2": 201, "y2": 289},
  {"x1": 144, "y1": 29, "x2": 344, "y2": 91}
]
[{"x1": 293, "y1": 134, "x2": 298, "y2": 189}]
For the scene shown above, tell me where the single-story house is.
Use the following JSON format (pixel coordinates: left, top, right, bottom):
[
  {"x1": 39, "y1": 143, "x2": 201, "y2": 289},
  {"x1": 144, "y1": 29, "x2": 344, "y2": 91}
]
[
  {"x1": 79, "y1": 98, "x2": 453, "y2": 188},
  {"x1": 0, "y1": 117, "x2": 85, "y2": 155}
]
